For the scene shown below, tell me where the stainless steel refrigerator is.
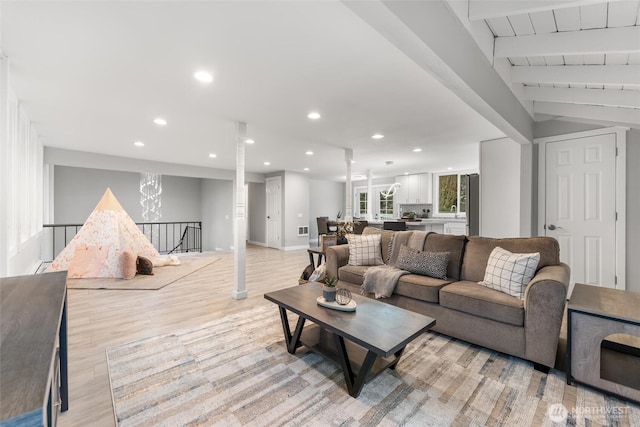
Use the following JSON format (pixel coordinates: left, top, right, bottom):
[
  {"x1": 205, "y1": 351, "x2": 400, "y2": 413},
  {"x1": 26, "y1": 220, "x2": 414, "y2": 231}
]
[{"x1": 465, "y1": 174, "x2": 480, "y2": 236}]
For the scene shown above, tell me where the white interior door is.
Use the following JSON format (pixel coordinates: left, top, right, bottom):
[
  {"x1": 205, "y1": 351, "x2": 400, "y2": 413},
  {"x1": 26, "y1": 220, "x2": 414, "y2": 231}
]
[
  {"x1": 544, "y1": 133, "x2": 617, "y2": 288},
  {"x1": 266, "y1": 177, "x2": 281, "y2": 249}
]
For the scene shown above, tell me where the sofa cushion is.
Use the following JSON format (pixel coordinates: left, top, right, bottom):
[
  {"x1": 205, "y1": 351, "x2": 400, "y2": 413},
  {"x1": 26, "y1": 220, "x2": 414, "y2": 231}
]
[
  {"x1": 423, "y1": 233, "x2": 466, "y2": 280},
  {"x1": 479, "y1": 246, "x2": 540, "y2": 299},
  {"x1": 338, "y1": 264, "x2": 369, "y2": 285},
  {"x1": 461, "y1": 236, "x2": 559, "y2": 283},
  {"x1": 362, "y1": 227, "x2": 397, "y2": 264},
  {"x1": 440, "y1": 281, "x2": 525, "y2": 326},
  {"x1": 346, "y1": 234, "x2": 384, "y2": 266},
  {"x1": 395, "y1": 274, "x2": 452, "y2": 303},
  {"x1": 395, "y1": 244, "x2": 449, "y2": 279}
]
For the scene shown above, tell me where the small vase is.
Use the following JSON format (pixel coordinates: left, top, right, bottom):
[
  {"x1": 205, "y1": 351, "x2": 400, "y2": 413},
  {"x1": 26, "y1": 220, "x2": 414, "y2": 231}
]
[{"x1": 323, "y1": 286, "x2": 337, "y2": 302}]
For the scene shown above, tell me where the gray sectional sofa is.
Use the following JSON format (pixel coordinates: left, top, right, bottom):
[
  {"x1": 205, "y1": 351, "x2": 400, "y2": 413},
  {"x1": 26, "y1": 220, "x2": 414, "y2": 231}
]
[{"x1": 325, "y1": 227, "x2": 570, "y2": 369}]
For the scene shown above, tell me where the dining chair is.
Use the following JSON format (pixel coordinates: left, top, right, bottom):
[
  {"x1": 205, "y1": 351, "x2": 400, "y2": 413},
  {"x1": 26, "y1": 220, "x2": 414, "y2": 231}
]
[
  {"x1": 383, "y1": 221, "x2": 406, "y2": 231},
  {"x1": 317, "y1": 217, "x2": 330, "y2": 245},
  {"x1": 353, "y1": 220, "x2": 368, "y2": 234}
]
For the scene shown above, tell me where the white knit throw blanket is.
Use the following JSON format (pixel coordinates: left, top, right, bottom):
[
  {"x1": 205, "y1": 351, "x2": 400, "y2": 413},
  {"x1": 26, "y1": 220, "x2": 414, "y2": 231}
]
[
  {"x1": 361, "y1": 265, "x2": 409, "y2": 298},
  {"x1": 361, "y1": 230, "x2": 430, "y2": 299}
]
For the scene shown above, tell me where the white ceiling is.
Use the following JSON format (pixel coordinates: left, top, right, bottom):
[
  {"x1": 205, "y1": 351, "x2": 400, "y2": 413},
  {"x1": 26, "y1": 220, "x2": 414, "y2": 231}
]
[{"x1": 2, "y1": 1, "x2": 637, "y2": 183}]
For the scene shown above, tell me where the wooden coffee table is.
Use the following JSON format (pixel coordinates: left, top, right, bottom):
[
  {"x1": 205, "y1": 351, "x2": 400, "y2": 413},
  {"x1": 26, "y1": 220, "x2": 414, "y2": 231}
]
[{"x1": 264, "y1": 282, "x2": 436, "y2": 397}]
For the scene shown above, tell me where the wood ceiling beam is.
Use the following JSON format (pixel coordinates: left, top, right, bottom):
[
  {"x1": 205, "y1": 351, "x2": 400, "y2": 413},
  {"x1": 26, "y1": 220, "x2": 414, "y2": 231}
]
[
  {"x1": 534, "y1": 101, "x2": 640, "y2": 127},
  {"x1": 495, "y1": 26, "x2": 640, "y2": 58},
  {"x1": 343, "y1": 0, "x2": 534, "y2": 144},
  {"x1": 523, "y1": 86, "x2": 640, "y2": 108},
  {"x1": 468, "y1": 0, "x2": 627, "y2": 21},
  {"x1": 512, "y1": 65, "x2": 640, "y2": 85}
]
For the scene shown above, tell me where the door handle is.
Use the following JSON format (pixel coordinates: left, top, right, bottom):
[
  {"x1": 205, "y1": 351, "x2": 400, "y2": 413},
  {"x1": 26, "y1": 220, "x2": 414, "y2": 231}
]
[{"x1": 547, "y1": 224, "x2": 563, "y2": 230}]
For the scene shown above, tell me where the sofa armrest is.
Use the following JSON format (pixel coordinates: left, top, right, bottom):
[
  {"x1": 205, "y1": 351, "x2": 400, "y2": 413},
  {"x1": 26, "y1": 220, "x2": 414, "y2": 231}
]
[
  {"x1": 524, "y1": 263, "x2": 570, "y2": 367},
  {"x1": 325, "y1": 245, "x2": 350, "y2": 280}
]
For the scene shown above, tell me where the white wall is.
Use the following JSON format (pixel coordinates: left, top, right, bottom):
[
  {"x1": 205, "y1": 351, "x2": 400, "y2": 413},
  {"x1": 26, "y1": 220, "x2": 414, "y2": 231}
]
[
  {"x1": 309, "y1": 179, "x2": 345, "y2": 242},
  {"x1": 480, "y1": 137, "x2": 532, "y2": 238},
  {"x1": 45, "y1": 147, "x2": 266, "y2": 183},
  {"x1": 200, "y1": 179, "x2": 233, "y2": 251},
  {"x1": 248, "y1": 182, "x2": 266, "y2": 245},
  {"x1": 283, "y1": 172, "x2": 310, "y2": 249},
  {"x1": 1, "y1": 58, "x2": 44, "y2": 277}
]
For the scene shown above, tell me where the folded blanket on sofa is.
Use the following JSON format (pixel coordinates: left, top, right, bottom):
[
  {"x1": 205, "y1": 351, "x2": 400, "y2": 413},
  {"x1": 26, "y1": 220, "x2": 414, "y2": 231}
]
[{"x1": 362, "y1": 265, "x2": 410, "y2": 298}]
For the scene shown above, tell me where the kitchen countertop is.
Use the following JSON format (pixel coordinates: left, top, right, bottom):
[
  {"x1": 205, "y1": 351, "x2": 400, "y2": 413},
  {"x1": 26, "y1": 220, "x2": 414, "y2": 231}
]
[{"x1": 368, "y1": 218, "x2": 465, "y2": 225}]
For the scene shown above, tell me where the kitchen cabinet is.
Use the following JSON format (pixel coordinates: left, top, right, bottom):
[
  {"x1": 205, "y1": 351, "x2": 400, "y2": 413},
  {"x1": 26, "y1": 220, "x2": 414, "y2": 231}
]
[
  {"x1": 444, "y1": 222, "x2": 467, "y2": 235},
  {"x1": 395, "y1": 173, "x2": 431, "y2": 204}
]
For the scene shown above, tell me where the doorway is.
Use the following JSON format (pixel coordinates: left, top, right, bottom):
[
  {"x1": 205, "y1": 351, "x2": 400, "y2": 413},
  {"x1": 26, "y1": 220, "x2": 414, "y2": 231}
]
[
  {"x1": 266, "y1": 176, "x2": 282, "y2": 249},
  {"x1": 537, "y1": 128, "x2": 627, "y2": 289}
]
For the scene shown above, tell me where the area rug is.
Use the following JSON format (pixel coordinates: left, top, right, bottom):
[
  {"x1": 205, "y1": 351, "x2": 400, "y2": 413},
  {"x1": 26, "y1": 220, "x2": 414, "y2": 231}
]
[
  {"x1": 67, "y1": 256, "x2": 219, "y2": 290},
  {"x1": 106, "y1": 305, "x2": 640, "y2": 427}
]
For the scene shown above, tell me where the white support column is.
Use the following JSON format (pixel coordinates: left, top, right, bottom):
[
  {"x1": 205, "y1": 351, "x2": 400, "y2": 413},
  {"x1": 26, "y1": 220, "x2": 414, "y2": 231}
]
[
  {"x1": 0, "y1": 56, "x2": 7, "y2": 277},
  {"x1": 344, "y1": 149, "x2": 353, "y2": 221},
  {"x1": 232, "y1": 122, "x2": 247, "y2": 300},
  {"x1": 366, "y1": 169, "x2": 373, "y2": 221}
]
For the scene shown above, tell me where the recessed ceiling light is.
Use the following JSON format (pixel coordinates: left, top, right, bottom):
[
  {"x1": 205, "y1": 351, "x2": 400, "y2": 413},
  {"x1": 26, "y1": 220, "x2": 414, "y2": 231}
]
[
  {"x1": 413, "y1": 148, "x2": 422, "y2": 152},
  {"x1": 404, "y1": 172, "x2": 409, "y2": 175},
  {"x1": 304, "y1": 167, "x2": 310, "y2": 171},
  {"x1": 245, "y1": 139, "x2": 255, "y2": 144},
  {"x1": 372, "y1": 133, "x2": 384, "y2": 139},
  {"x1": 351, "y1": 160, "x2": 356, "y2": 164},
  {"x1": 305, "y1": 150, "x2": 314, "y2": 155},
  {"x1": 307, "y1": 111, "x2": 321, "y2": 120},
  {"x1": 448, "y1": 167, "x2": 453, "y2": 170},
  {"x1": 264, "y1": 161, "x2": 271, "y2": 166},
  {"x1": 194, "y1": 70, "x2": 213, "y2": 83},
  {"x1": 209, "y1": 153, "x2": 217, "y2": 158},
  {"x1": 133, "y1": 141, "x2": 144, "y2": 147},
  {"x1": 153, "y1": 118, "x2": 167, "y2": 126}
]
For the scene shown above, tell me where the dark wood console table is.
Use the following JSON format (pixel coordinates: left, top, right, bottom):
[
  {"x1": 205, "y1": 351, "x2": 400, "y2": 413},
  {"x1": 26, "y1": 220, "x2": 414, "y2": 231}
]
[{"x1": 0, "y1": 271, "x2": 69, "y2": 427}]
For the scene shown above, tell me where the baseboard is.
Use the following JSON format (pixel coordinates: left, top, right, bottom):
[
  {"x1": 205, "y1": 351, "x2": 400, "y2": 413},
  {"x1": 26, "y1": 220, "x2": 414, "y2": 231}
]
[{"x1": 247, "y1": 240, "x2": 267, "y2": 247}]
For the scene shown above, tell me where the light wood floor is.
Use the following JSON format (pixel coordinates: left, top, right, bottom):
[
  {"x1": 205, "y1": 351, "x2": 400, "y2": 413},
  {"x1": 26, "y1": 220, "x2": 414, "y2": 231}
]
[{"x1": 58, "y1": 245, "x2": 309, "y2": 427}]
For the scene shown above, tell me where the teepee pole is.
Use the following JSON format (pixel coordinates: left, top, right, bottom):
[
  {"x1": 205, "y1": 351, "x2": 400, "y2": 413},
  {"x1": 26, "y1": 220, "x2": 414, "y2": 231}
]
[{"x1": 232, "y1": 122, "x2": 247, "y2": 300}]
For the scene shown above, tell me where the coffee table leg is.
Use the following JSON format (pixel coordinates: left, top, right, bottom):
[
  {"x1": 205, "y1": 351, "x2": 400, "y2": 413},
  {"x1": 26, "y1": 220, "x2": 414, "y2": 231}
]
[
  {"x1": 277, "y1": 307, "x2": 305, "y2": 354},
  {"x1": 388, "y1": 347, "x2": 406, "y2": 370},
  {"x1": 333, "y1": 334, "x2": 377, "y2": 398}
]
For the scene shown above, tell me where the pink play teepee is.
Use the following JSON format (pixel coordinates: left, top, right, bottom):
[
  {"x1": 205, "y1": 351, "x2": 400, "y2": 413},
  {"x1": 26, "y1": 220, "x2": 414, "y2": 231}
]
[{"x1": 46, "y1": 188, "x2": 160, "y2": 278}]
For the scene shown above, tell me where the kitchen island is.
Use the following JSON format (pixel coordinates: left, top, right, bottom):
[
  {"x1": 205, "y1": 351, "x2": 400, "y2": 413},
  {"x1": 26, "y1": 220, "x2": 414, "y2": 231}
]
[{"x1": 367, "y1": 218, "x2": 467, "y2": 234}]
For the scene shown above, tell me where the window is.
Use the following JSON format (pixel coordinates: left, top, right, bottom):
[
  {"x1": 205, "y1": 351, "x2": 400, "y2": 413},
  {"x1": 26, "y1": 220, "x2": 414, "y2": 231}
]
[
  {"x1": 359, "y1": 193, "x2": 367, "y2": 216},
  {"x1": 436, "y1": 173, "x2": 467, "y2": 216},
  {"x1": 379, "y1": 191, "x2": 394, "y2": 215},
  {"x1": 354, "y1": 185, "x2": 396, "y2": 219}
]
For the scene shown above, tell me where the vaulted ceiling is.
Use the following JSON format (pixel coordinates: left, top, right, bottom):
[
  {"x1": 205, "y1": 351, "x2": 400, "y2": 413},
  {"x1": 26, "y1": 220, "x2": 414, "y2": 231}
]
[{"x1": 465, "y1": 0, "x2": 639, "y2": 127}]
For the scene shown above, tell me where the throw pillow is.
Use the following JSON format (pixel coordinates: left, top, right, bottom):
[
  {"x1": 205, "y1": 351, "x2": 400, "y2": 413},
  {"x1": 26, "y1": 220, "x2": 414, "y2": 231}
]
[
  {"x1": 120, "y1": 249, "x2": 136, "y2": 279},
  {"x1": 394, "y1": 244, "x2": 449, "y2": 279},
  {"x1": 479, "y1": 246, "x2": 540, "y2": 299},
  {"x1": 136, "y1": 255, "x2": 154, "y2": 275},
  {"x1": 346, "y1": 234, "x2": 384, "y2": 266}
]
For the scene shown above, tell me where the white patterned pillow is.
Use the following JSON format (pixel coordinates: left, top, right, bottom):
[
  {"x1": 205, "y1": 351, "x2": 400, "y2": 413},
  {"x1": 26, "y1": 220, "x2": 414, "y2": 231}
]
[
  {"x1": 347, "y1": 234, "x2": 384, "y2": 266},
  {"x1": 395, "y1": 244, "x2": 449, "y2": 279},
  {"x1": 479, "y1": 246, "x2": 540, "y2": 299}
]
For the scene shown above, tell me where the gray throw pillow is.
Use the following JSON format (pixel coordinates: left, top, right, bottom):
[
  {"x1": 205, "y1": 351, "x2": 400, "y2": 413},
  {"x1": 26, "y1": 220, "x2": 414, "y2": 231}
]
[{"x1": 395, "y1": 244, "x2": 449, "y2": 279}]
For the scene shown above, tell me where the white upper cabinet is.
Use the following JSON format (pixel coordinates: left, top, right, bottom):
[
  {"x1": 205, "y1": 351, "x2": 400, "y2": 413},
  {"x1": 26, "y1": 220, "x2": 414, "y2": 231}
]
[{"x1": 395, "y1": 173, "x2": 431, "y2": 204}]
